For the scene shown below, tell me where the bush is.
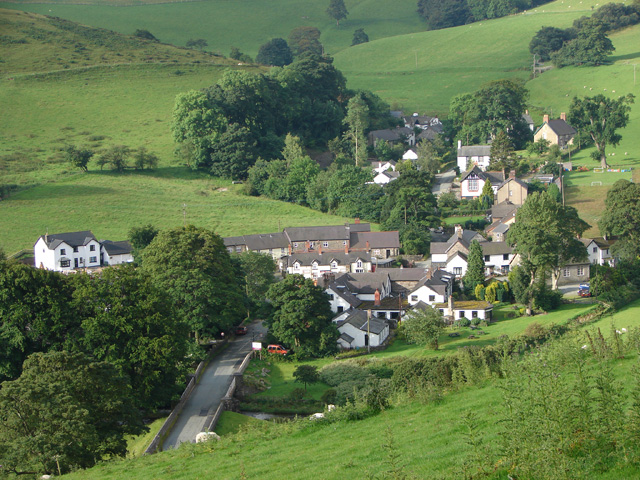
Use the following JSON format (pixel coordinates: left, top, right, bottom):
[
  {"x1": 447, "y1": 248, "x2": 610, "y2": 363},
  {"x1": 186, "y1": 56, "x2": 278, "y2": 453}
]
[
  {"x1": 319, "y1": 362, "x2": 371, "y2": 387},
  {"x1": 289, "y1": 387, "x2": 307, "y2": 401},
  {"x1": 471, "y1": 317, "x2": 481, "y2": 326},
  {"x1": 458, "y1": 318, "x2": 471, "y2": 328},
  {"x1": 522, "y1": 322, "x2": 547, "y2": 342},
  {"x1": 320, "y1": 388, "x2": 337, "y2": 405},
  {"x1": 533, "y1": 285, "x2": 563, "y2": 312}
]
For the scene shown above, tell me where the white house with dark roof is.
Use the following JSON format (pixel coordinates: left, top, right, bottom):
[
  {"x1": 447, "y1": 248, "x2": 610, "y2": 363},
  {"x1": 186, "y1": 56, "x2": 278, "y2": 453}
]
[
  {"x1": 583, "y1": 237, "x2": 617, "y2": 266},
  {"x1": 100, "y1": 240, "x2": 134, "y2": 266},
  {"x1": 372, "y1": 159, "x2": 397, "y2": 173},
  {"x1": 408, "y1": 269, "x2": 454, "y2": 306},
  {"x1": 373, "y1": 170, "x2": 400, "y2": 185},
  {"x1": 457, "y1": 141, "x2": 492, "y2": 172},
  {"x1": 336, "y1": 309, "x2": 390, "y2": 349},
  {"x1": 284, "y1": 252, "x2": 372, "y2": 280},
  {"x1": 34, "y1": 231, "x2": 105, "y2": 272},
  {"x1": 460, "y1": 167, "x2": 505, "y2": 199}
]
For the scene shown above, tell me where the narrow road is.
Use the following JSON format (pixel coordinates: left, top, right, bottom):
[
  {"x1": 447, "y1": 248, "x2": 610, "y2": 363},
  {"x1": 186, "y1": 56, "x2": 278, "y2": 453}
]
[{"x1": 162, "y1": 320, "x2": 267, "y2": 450}]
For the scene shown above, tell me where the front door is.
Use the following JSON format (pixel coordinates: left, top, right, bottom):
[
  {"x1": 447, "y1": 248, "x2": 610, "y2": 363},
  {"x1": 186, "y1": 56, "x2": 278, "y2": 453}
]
[{"x1": 74, "y1": 258, "x2": 79, "y2": 268}]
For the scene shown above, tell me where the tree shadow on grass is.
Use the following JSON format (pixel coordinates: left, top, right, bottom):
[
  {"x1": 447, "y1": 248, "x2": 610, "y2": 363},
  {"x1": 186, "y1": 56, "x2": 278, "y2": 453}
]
[
  {"x1": 17, "y1": 183, "x2": 115, "y2": 201},
  {"x1": 87, "y1": 166, "x2": 214, "y2": 181},
  {"x1": 609, "y1": 52, "x2": 640, "y2": 62}
]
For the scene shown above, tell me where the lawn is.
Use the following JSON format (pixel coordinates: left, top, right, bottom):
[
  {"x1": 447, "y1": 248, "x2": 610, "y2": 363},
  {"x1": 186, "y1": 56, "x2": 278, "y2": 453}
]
[
  {"x1": 125, "y1": 417, "x2": 166, "y2": 458},
  {"x1": 443, "y1": 215, "x2": 484, "y2": 225},
  {"x1": 0, "y1": 170, "x2": 355, "y2": 254},
  {"x1": 214, "y1": 411, "x2": 263, "y2": 436}
]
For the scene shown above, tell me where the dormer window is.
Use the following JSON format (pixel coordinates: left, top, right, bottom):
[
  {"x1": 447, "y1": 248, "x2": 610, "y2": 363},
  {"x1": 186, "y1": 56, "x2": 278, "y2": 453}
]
[
  {"x1": 294, "y1": 262, "x2": 300, "y2": 269},
  {"x1": 331, "y1": 261, "x2": 338, "y2": 269},
  {"x1": 323, "y1": 241, "x2": 329, "y2": 247},
  {"x1": 312, "y1": 262, "x2": 319, "y2": 269},
  {"x1": 293, "y1": 242, "x2": 299, "y2": 248},
  {"x1": 356, "y1": 260, "x2": 363, "y2": 268}
]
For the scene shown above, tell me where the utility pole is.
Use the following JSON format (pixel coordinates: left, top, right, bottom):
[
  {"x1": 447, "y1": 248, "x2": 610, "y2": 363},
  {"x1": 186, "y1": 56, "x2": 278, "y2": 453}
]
[
  {"x1": 182, "y1": 203, "x2": 187, "y2": 227},
  {"x1": 532, "y1": 54, "x2": 537, "y2": 78}
]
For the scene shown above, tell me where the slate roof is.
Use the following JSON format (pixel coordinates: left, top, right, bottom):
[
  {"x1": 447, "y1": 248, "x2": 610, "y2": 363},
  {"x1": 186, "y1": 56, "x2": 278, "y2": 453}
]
[
  {"x1": 460, "y1": 166, "x2": 504, "y2": 185},
  {"x1": 286, "y1": 251, "x2": 371, "y2": 267},
  {"x1": 481, "y1": 242, "x2": 513, "y2": 255},
  {"x1": 411, "y1": 269, "x2": 453, "y2": 296},
  {"x1": 284, "y1": 224, "x2": 370, "y2": 242},
  {"x1": 350, "y1": 231, "x2": 401, "y2": 250},
  {"x1": 522, "y1": 112, "x2": 534, "y2": 126},
  {"x1": 458, "y1": 145, "x2": 491, "y2": 157},
  {"x1": 37, "y1": 230, "x2": 97, "y2": 249},
  {"x1": 370, "y1": 129, "x2": 401, "y2": 142},
  {"x1": 380, "y1": 171, "x2": 400, "y2": 179},
  {"x1": 223, "y1": 236, "x2": 246, "y2": 247},
  {"x1": 498, "y1": 177, "x2": 528, "y2": 190},
  {"x1": 338, "y1": 309, "x2": 388, "y2": 335},
  {"x1": 101, "y1": 240, "x2": 133, "y2": 255},
  {"x1": 332, "y1": 271, "x2": 390, "y2": 295},
  {"x1": 488, "y1": 222, "x2": 510, "y2": 235},
  {"x1": 417, "y1": 126, "x2": 443, "y2": 141},
  {"x1": 587, "y1": 236, "x2": 617, "y2": 249},
  {"x1": 327, "y1": 282, "x2": 363, "y2": 308},
  {"x1": 546, "y1": 119, "x2": 577, "y2": 136},
  {"x1": 489, "y1": 201, "x2": 519, "y2": 220},
  {"x1": 339, "y1": 332, "x2": 355, "y2": 344},
  {"x1": 243, "y1": 232, "x2": 289, "y2": 250},
  {"x1": 378, "y1": 267, "x2": 428, "y2": 282}
]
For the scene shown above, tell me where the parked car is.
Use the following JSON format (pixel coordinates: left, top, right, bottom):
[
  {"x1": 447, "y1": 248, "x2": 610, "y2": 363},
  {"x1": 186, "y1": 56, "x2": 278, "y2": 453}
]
[
  {"x1": 267, "y1": 344, "x2": 288, "y2": 355},
  {"x1": 235, "y1": 326, "x2": 248, "y2": 335},
  {"x1": 578, "y1": 283, "x2": 592, "y2": 297}
]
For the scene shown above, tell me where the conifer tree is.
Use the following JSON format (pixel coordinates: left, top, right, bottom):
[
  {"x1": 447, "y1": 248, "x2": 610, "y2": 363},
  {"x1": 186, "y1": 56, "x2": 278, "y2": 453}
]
[{"x1": 463, "y1": 240, "x2": 485, "y2": 296}]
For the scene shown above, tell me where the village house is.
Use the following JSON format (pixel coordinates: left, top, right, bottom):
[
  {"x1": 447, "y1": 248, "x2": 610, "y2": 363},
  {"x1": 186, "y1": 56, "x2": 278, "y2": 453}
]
[
  {"x1": 403, "y1": 113, "x2": 442, "y2": 131},
  {"x1": 336, "y1": 309, "x2": 390, "y2": 350},
  {"x1": 495, "y1": 171, "x2": 528, "y2": 205},
  {"x1": 402, "y1": 149, "x2": 418, "y2": 161},
  {"x1": 407, "y1": 269, "x2": 454, "y2": 306},
  {"x1": 433, "y1": 298, "x2": 494, "y2": 324},
  {"x1": 223, "y1": 232, "x2": 289, "y2": 261},
  {"x1": 34, "y1": 231, "x2": 133, "y2": 272},
  {"x1": 457, "y1": 141, "x2": 492, "y2": 172},
  {"x1": 368, "y1": 127, "x2": 415, "y2": 147},
  {"x1": 349, "y1": 231, "x2": 401, "y2": 260},
  {"x1": 523, "y1": 110, "x2": 535, "y2": 131},
  {"x1": 582, "y1": 237, "x2": 617, "y2": 266},
  {"x1": 460, "y1": 166, "x2": 505, "y2": 199},
  {"x1": 372, "y1": 170, "x2": 400, "y2": 185},
  {"x1": 284, "y1": 251, "x2": 372, "y2": 280},
  {"x1": 533, "y1": 113, "x2": 577, "y2": 148},
  {"x1": 284, "y1": 223, "x2": 369, "y2": 255}
]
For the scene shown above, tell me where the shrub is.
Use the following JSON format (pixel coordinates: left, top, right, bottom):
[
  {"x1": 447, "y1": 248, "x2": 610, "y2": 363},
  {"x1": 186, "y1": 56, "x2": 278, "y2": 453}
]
[
  {"x1": 319, "y1": 362, "x2": 371, "y2": 387},
  {"x1": 459, "y1": 318, "x2": 471, "y2": 328},
  {"x1": 321, "y1": 388, "x2": 337, "y2": 405},
  {"x1": 288, "y1": 388, "x2": 307, "y2": 401},
  {"x1": 522, "y1": 322, "x2": 547, "y2": 342},
  {"x1": 471, "y1": 317, "x2": 481, "y2": 326}
]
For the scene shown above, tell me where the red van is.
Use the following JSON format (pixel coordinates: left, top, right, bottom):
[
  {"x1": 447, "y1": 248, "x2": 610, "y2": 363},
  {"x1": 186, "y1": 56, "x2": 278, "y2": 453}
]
[{"x1": 267, "y1": 344, "x2": 288, "y2": 355}]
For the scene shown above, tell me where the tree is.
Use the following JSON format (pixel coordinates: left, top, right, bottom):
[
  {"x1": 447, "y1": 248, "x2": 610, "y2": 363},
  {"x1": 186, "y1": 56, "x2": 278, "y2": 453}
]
[
  {"x1": 186, "y1": 38, "x2": 208, "y2": 51},
  {"x1": 508, "y1": 193, "x2": 589, "y2": 311},
  {"x1": 293, "y1": 365, "x2": 320, "y2": 391},
  {"x1": 401, "y1": 306, "x2": 445, "y2": 350},
  {"x1": 416, "y1": 138, "x2": 446, "y2": 174},
  {"x1": 553, "y1": 18, "x2": 614, "y2": 67},
  {"x1": 479, "y1": 178, "x2": 495, "y2": 209},
  {"x1": 546, "y1": 183, "x2": 561, "y2": 203},
  {"x1": 343, "y1": 93, "x2": 369, "y2": 166},
  {"x1": 233, "y1": 251, "x2": 276, "y2": 316},
  {"x1": 256, "y1": 38, "x2": 293, "y2": 66},
  {"x1": 352, "y1": 28, "x2": 369, "y2": 46},
  {"x1": 529, "y1": 26, "x2": 576, "y2": 61},
  {"x1": 399, "y1": 223, "x2": 431, "y2": 256},
  {"x1": 568, "y1": 93, "x2": 635, "y2": 168},
  {"x1": 599, "y1": 180, "x2": 640, "y2": 261},
  {"x1": 128, "y1": 224, "x2": 158, "y2": 251},
  {"x1": 64, "y1": 145, "x2": 94, "y2": 172},
  {"x1": 288, "y1": 26, "x2": 323, "y2": 57},
  {"x1": 450, "y1": 79, "x2": 529, "y2": 147},
  {"x1": 266, "y1": 274, "x2": 338, "y2": 357},
  {"x1": 417, "y1": 0, "x2": 471, "y2": 30},
  {"x1": 527, "y1": 137, "x2": 550, "y2": 156},
  {"x1": 209, "y1": 123, "x2": 258, "y2": 179},
  {"x1": 327, "y1": 0, "x2": 348, "y2": 26},
  {"x1": 132, "y1": 146, "x2": 159, "y2": 170},
  {"x1": 71, "y1": 266, "x2": 190, "y2": 410},
  {"x1": 133, "y1": 29, "x2": 158, "y2": 41},
  {"x1": 229, "y1": 46, "x2": 253, "y2": 63},
  {"x1": 142, "y1": 226, "x2": 245, "y2": 342},
  {"x1": 0, "y1": 351, "x2": 145, "y2": 476},
  {"x1": 463, "y1": 240, "x2": 486, "y2": 295},
  {"x1": 99, "y1": 145, "x2": 131, "y2": 172},
  {"x1": 489, "y1": 130, "x2": 517, "y2": 174}
]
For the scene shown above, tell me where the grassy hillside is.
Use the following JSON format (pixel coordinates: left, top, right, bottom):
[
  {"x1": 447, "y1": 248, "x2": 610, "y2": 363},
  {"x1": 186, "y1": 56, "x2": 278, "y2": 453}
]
[
  {"x1": 0, "y1": 169, "x2": 355, "y2": 254},
  {"x1": 0, "y1": 0, "x2": 424, "y2": 57}
]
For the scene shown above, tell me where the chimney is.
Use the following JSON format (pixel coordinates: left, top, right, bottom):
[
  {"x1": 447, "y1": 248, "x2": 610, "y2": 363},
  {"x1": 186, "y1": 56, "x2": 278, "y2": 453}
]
[
  {"x1": 509, "y1": 170, "x2": 516, "y2": 180},
  {"x1": 354, "y1": 218, "x2": 360, "y2": 224},
  {"x1": 560, "y1": 112, "x2": 566, "y2": 121},
  {"x1": 366, "y1": 240, "x2": 370, "y2": 251},
  {"x1": 345, "y1": 242, "x2": 349, "y2": 254},
  {"x1": 305, "y1": 241, "x2": 310, "y2": 252},
  {"x1": 525, "y1": 109, "x2": 529, "y2": 115},
  {"x1": 313, "y1": 278, "x2": 318, "y2": 286},
  {"x1": 543, "y1": 114, "x2": 549, "y2": 123},
  {"x1": 318, "y1": 244, "x2": 322, "y2": 255},
  {"x1": 288, "y1": 244, "x2": 292, "y2": 255},
  {"x1": 454, "y1": 224, "x2": 463, "y2": 237},
  {"x1": 458, "y1": 139, "x2": 462, "y2": 149},
  {"x1": 374, "y1": 289, "x2": 381, "y2": 306}
]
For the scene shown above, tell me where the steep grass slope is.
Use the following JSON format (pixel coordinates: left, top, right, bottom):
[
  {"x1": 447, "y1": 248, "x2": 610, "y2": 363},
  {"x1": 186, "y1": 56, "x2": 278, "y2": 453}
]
[{"x1": 0, "y1": 0, "x2": 424, "y2": 57}]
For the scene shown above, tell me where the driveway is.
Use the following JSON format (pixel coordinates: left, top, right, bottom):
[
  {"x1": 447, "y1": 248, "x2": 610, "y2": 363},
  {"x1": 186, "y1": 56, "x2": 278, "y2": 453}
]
[
  {"x1": 162, "y1": 320, "x2": 267, "y2": 450},
  {"x1": 432, "y1": 169, "x2": 456, "y2": 196}
]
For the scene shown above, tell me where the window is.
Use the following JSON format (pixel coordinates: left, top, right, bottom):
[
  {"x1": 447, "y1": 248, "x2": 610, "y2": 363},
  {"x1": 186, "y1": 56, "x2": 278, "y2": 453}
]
[
  {"x1": 373, "y1": 249, "x2": 380, "y2": 255},
  {"x1": 605, "y1": 249, "x2": 609, "y2": 254},
  {"x1": 90, "y1": 244, "x2": 96, "y2": 252},
  {"x1": 509, "y1": 190, "x2": 513, "y2": 196},
  {"x1": 328, "y1": 294, "x2": 334, "y2": 300},
  {"x1": 235, "y1": 246, "x2": 242, "y2": 253},
  {"x1": 468, "y1": 179, "x2": 479, "y2": 191},
  {"x1": 453, "y1": 267, "x2": 462, "y2": 275},
  {"x1": 60, "y1": 248, "x2": 66, "y2": 255},
  {"x1": 269, "y1": 249, "x2": 273, "y2": 254},
  {"x1": 563, "y1": 268, "x2": 570, "y2": 277},
  {"x1": 309, "y1": 242, "x2": 314, "y2": 249},
  {"x1": 73, "y1": 246, "x2": 79, "y2": 253},
  {"x1": 312, "y1": 262, "x2": 318, "y2": 269},
  {"x1": 343, "y1": 241, "x2": 347, "y2": 246},
  {"x1": 577, "y1": 266, "x2": 584, "y2": 276},
  {"x1": 331, "y1": 262, "x2": 338, "y2": 269},
  {"x1": 89, "y1": 256, "x2": 97, "y2": 263},
  {"x1": 293, "y1": 242, "x2": 299, "y2": 248},
  {"x1": 593, "y1": 247, "x2": 597, "y2": 253},
  {"x1": 459, "y1": 311, "x2": 466, "y2": 319},
  {"x1": 429, "y1": 295, "x2": 435, "y2": 302},
  {"x1": 294, "y1": 262, "x2": 300, "y2": 269},
  {"x1": 337, "y1": 306, "x2": 344, "y2": 313},
  {"x1": 60, "y1": 259, "x2": 70, "y2": 268},
  {"x1": 356, "y1": 260, "x2": 362, "y2": 268},
  {"x1": 484, "y1": 255, "x2": 490, "y2": 262},
  {"x1": 281, "y1": 248, "x2": 285, "y2": 254},
  {"x1": 355, "y1": 269, "x2": 364, "y2": 273},
  {"x1": 472, "y1": 311, "x2": 478, "y2": 318},
  {"x1": 439, "y1": 309, "x2": 445, "y2": 314},
  {"x1": 502, "y1": 266, "x2": 510, "y2": 274},
  {"x1": 411, "y1": 295, "x2": 418, "y2": 302},
  {"x1": 503, "y1": 254, "x2": 509, "y2": 261},
  {"x1": 323, "y1": 241, "x2": 329, "y2": 248}
]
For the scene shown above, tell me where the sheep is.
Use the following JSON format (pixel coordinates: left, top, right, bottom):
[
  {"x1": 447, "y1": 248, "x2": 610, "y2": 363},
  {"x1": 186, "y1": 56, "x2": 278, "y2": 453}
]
[
  {"x1": 582, "y1": 344, "x2": 588, "y2": 349},
  {"x1": 327, "y1": 404, "x2": 336, "y2": 412},
  {"x1": 195, "y1": 431, "x2": 220, "y2": 443},
  {"x1": 309, "y1": 413, "x2": 325, "y2": 420},
  {"x1": 622, "y1": 328, "x2": 628, "y2": 333}
]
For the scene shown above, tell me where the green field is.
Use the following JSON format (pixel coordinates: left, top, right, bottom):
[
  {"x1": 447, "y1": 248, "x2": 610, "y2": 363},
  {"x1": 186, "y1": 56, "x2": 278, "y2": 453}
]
[{"x1": 0, "y1": 0, "x2": 425, "y2": 57}]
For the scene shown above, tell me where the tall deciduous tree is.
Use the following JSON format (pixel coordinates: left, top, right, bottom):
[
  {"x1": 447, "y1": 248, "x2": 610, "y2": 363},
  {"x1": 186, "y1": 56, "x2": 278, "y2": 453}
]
[
  {"x1": 266, "y1": 274, "x2": 338, "y2": 357},
  {"x1": 133, "y1": 146, "x2": 159, "y2": 170},
  {"x1": 288, "y1": 27, "x2": 323, "y2": 57},
  {"x1": 508, "y1": 193, "x2": 589, "y2": 311},
  {"x1": 71, "y1": 265, "x2": 190, "y2": 410},
  {"x1": 599, "y1": 179, "x2": 640, "y2": 261},
  {"x1": 256, "y1": 38, "x2": 293, "y2": 66},
  {"x1": 567, "y1": 93, "x2": 635, "y2": 168},
  {"x1": 401, "y1": 305, "x2": 445, "y2": 350},
  {"x1": 489, "y1": 130, "x2": 516, "y2": 174},
  {"x1": 186, "y1": 38, "x2": 208, "y2": 51},
  {"x1": 463, "y1": 240, "x2": 486, "y2": 295},
  {"x1": 142, "y1": 226, "x2": 245, "y2": 342},
  {"x1": 327, "y1": 0, "x2": 348, "y2": 26},
  {"x1": 233, "y1": 251, "x2": 276, "y2": 316},
  {"x1": 293, "y1": 365, "x2": 320, "y2": 390},
  {"x1": 0, "y1": 351, "x2": 145, "y2": 476},
  {"x1": 343, "y1": 93, "x2": 369, "y2": 166}
]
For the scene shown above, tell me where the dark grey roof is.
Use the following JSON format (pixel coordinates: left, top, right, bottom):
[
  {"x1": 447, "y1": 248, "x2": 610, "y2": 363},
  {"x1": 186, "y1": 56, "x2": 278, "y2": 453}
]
[
  {"x1": 350, "y1": 231, "x2": 401, "y2": 250},
  {"x1": 484, "y1": 171, "x2": 506, "y2": 186},
  {"x1": 379, "y1": 267, "x2": 428, "y2": 282},
  {"x1": 333, "y1": 271, "x2": 390, "y2": 295},
  {"x1": 223, "y1": 236, "x2": 246, "y2": 247},
  {"x1": 430, "y1": 242, "x2": 449, "y2": 255},
  {"x1": 491, "y1": 223, "x2": 510, "y2": 235},
  {"x1": 339, "y1": 309, "x2": 388, "y2": 335},
  {"x1": 522, "y1": 112, "x2": 534, "y2": 125},
  {"x1": 411, "y1": 269, "x2": 453, "y2": 295},
  {"x1": 481, "y1": 242, "x2": 513, "y2": 255},
  {"x1": 389, "y1": 110, "x2": 404, "y2": 119},
  {"x1": 412, "y1": 300, "x2": 433, "y2": 312},
  {"x1": 327, "y1": 283, "x2": 363, "y2": 308},
  {"x1": 490, "y1": 201, "x2": 519, "y2": 220},
  {"x1": 498, "y1": 177, "x2": 528, "y2": 190},
  {"x1": 417, "y1": 126, "x2": 443, "y2": 141},
  {"x1": 370, "y1": 129, "x2": 401, "y2": 142},
  {"x1": 458, "y1": 145, "x2": 491, "y2": 157},
  {"x1": 244, "y1": 232, "x2": 289, "y2": 251},
  {"x1": 286, "y1": 251, "x2": 371, "y2": 267},
  {"x1": 547, "y1": 119, "x2": 577, "y2": 136},
  {"x1": 284, "y1": 224, "x2": 370, "y2": 242},
  {"x1": 339, "y1": 332, "x2": 355, "y2": 343},
  {"x1": 101, "y1": 240, "x2": 133, "y2": 255},
  {"x1": 37, "y1": 230, "x2": 97, "y2": 249},
  {"x1": 382, "y1": 171, "x2": 400, "y2": 179}
]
